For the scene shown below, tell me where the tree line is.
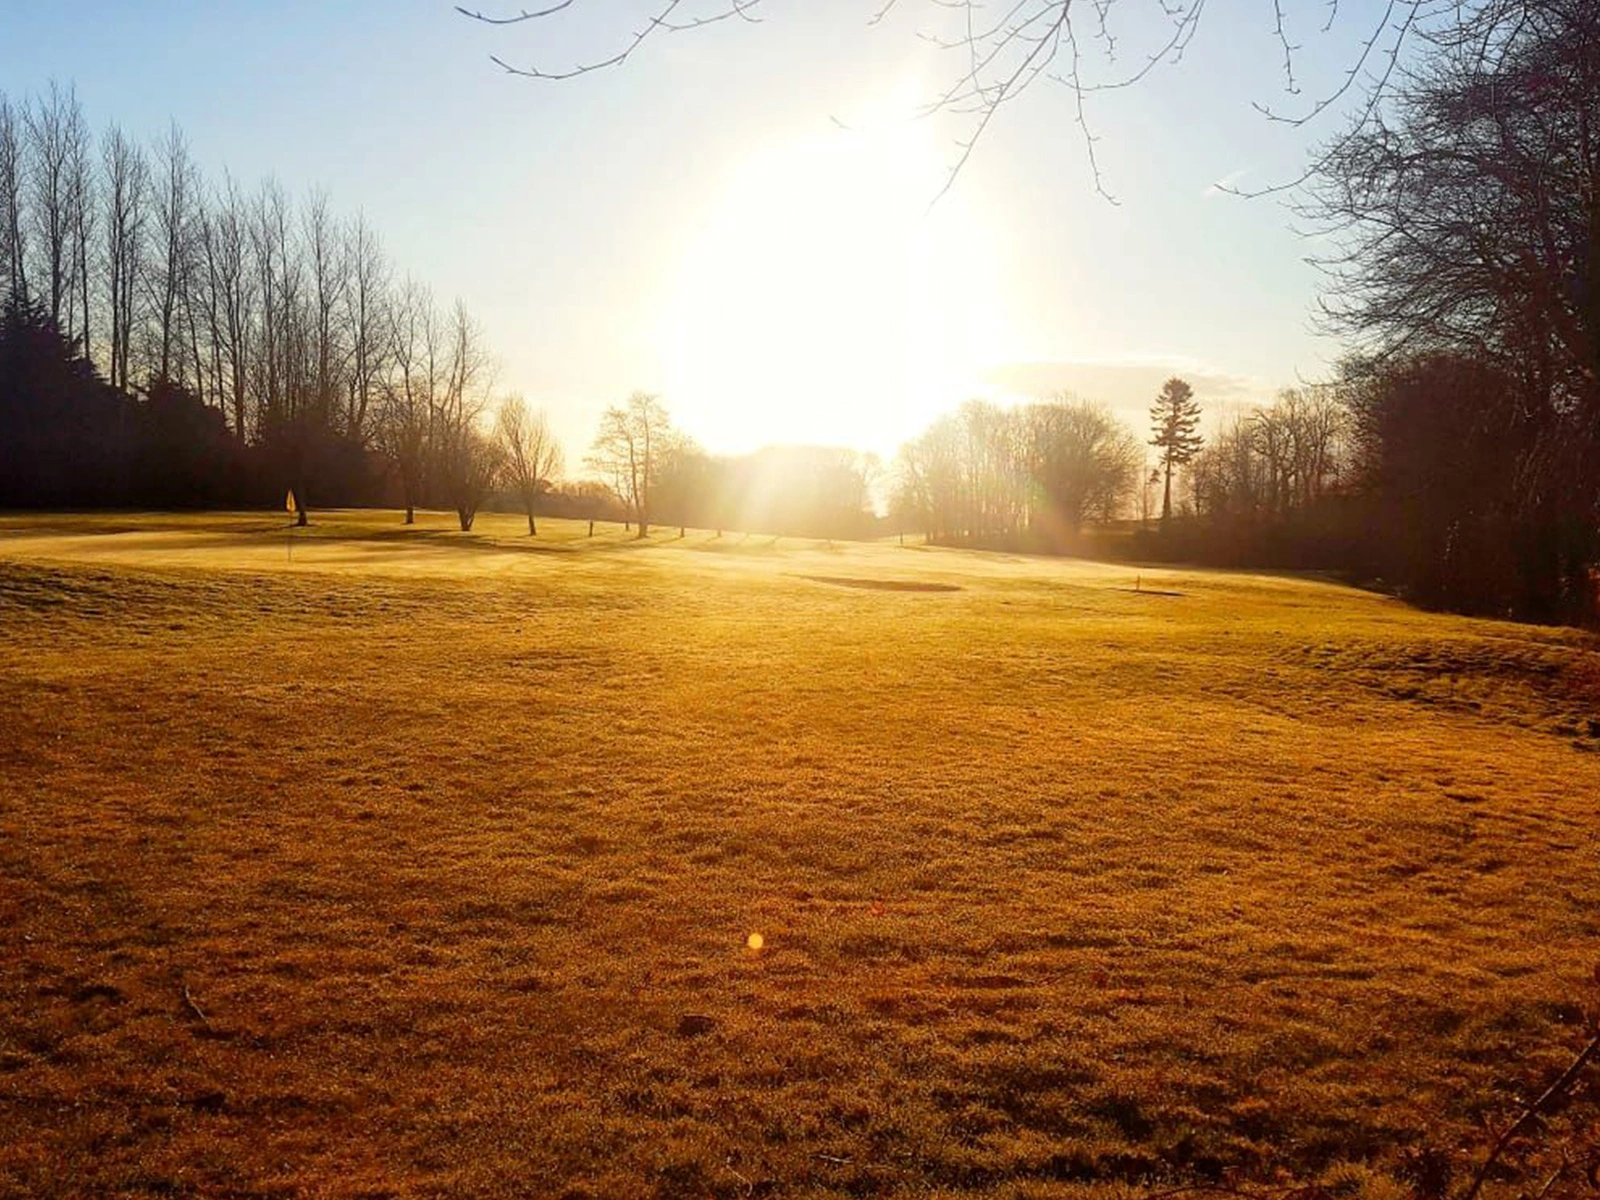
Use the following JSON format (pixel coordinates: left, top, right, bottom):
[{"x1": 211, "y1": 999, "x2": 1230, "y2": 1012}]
[
  {"x1": 883, "y1": 381, "x2": 1338, "y2": 548},
  {"x1": 0, "y1": 83, "x2": 526, "y2": 524}
]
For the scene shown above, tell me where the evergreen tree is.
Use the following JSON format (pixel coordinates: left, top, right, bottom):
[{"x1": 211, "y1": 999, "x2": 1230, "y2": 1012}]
[{"x1": 1149, "y1": 376, "x2": 1203, "y2": 522}]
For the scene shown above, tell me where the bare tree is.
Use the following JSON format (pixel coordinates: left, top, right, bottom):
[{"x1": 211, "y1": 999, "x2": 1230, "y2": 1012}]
[
  {"x1": 443, "y1": 425, "x2": 504, "y2": 532},
  {"x1": 250, "y1": 177, "x2": 326, "y2": 523},
  {"x1": 62, "y1": 96, "x2": 95, "y2": 362},
  {"x1": 1310, "y1": 0, "x2": 1600, "y2": 422},
  {"x1": 189, "y1": 202, "x2": 223, "y2": 411},
  {"x1": 149, "y1": 123, "x2": 197, "y2": 385},
  {"x1": 204, "y1": 175, "x2": 254, "y2": 438},
  {"x1": 1022, "y1": 396, "x2": 1141, "y2": 540},
  {"x1": 250, "y1": 179, "x2": 290, "y2": 435},
  {"x1": 496, "y1": 393, "x2": 563, "y2": 534},
  {"x1": 587, "y1": 391, "x2": 671, "y2": 537},
  {"x1": 0, "y1": 93, "x2": 26, "y2": 305},
  {"x1": 343, "y1": 211, "x2": 388, "y2": 444},
  {"x1": 24, "y1": 83, "x2": 76, "y2": 329},
  {"x1": 378, "y1": 278, "x2": 437, "y2": 524},
  {"x1": 896, "y1": 412, "x2": 966, "y2": 542},
  {"x1": 434, "y1": 299, "x2": 499, "y2": 531},
  {"x1": 302, "y1": 189, "x2": 349, "y2": 446},
  {"x1": 100, "y1": 125, "x2": 147, "y2": 392},
  {"x1": 455, "y1": 2, "x2": 1519, "y2": 200}
]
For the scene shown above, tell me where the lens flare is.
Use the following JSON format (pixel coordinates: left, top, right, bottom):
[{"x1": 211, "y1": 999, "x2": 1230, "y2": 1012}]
[{"x1": 746, "y1": 932, "x2": 765, "y2": 952}]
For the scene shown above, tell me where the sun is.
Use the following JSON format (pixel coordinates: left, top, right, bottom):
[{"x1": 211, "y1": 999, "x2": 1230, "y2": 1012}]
[{"x1": 657, "y1": 86, "x2": 1009, "y2": 458}]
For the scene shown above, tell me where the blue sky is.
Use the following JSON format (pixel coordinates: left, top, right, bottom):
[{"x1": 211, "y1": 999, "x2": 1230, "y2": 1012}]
[{"x1": 0, "y1": 1, "x2": 1393, "y2": 459}]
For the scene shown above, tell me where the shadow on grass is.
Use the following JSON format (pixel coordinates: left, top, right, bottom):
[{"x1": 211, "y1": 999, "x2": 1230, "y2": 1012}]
[
  {"x1": 795, "y1": 574, "x2": 962, "y2": 593},
  {"x1": 349, "y1": 527, "x2": 572, "y2": 556}
]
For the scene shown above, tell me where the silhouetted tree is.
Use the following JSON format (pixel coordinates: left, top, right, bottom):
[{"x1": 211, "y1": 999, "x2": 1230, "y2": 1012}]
[
  {"x1": 1312, "y1": 0, "x2": 1600, "y2": 422},
  {"x1": 1341, "y1": 354, "x2": 1595, "y2": 621},
  {"x1": 100, "y1": 125, "x2": 147, "y2": 394},
  {"x1": 1149, "y1": 377, "x2": 1203, "y2": 522},
  {"x1": 343, "y1": 211, "x2": 388, "y2": 445},
  {"x1": 149, "y1": 123, "x2": 197, "y2": 388},
  {"x1": 376, "y1": 278, "x2": 437, "y2": 523},
  {"x1": 24, "y1": 84, "x2": 79, "y2": 333},
  {"x1": 437, "y1": 424, "x2": 502, "y2": 532},
  {"x1": 0, "y1": 95, "x2": 25, "y2": 303},
  {"x1": 202, "y1": 174, "x2": 253, "y2": 439},
  {"x1": 432, "y1": 300, "x2": 497, "y2": 531},
  {"x1": 496, "y1": 393, "x2": 562, "y2": 534},
  {"x1": 139, "y1": 377, "x2": 239, "y2": 507},
  {"x1": 0, "y1": 295, "x2": 129, "y2": 507},
  {"x1": 1309, "y1": 0, "x2": 1600, "y2": 620},
  {"x1": 61, "y1": 91, "x2": 96, "y2": 361},
  {"x1": 0, "y1": 84, "x2": 498, "y2": 522}
]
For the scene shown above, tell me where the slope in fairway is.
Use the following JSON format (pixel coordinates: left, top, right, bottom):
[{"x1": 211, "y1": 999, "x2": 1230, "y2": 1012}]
[{"x1": 2, "y1": 512, "x2": 1597, "y2": 1198}]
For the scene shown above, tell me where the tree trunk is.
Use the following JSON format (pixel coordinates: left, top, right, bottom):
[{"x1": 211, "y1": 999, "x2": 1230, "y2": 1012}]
[
  {"x1": 404, "y1": 503, "x2": 415, "y2": 525},
  {"x1": 1161, "y1": 459, "x2": 1173, "y2": 523},
  {"x1": 527, "y1": 509, "x2": 537, "y2": 536}
]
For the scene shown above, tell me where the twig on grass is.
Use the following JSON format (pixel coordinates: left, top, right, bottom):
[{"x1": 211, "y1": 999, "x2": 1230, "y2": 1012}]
[
  {"x1": 181, "y1": 981, "x2": 213, "y2": 1030},
  {"x1": 1460, "y1": 1031, "x2": 1600, "y2": 1200},
  {"x1": 724, "y1": 1159, "x2": 755, "y2": 1196},
  {"x1": 1527, "y1": 1156, "x2": 1567, "y2": 1200}
]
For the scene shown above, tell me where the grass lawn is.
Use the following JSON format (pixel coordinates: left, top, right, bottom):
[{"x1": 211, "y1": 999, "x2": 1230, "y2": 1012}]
[{"x1": 1, "y1": 511, "x2": 1597, "y2": 1199}]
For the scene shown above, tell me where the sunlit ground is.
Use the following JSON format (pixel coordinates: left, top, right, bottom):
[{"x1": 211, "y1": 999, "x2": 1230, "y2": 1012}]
[{"x1": 2, "y1": 512, "x2": 1597, "y2": 1198}]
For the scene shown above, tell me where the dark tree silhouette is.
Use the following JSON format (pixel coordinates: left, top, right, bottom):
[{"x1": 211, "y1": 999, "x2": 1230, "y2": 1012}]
[
  {"x1": 1149, "y1": 377, "x2": 1203, "y2": 523},
  {"x1": 1310, "y1": 0, "x2": 1600, "y2": 413},
  {"x1": 1307, "y1": 0, "x2": 1600, "y2": 621},
  {"x1": 0, "y1": 295, "x2": 125, "y2": 507}
]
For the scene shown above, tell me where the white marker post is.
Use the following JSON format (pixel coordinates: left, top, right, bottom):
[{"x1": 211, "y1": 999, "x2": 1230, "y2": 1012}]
[{"x1": 285, "y1": 489, "x2": 297, "y2": 562}]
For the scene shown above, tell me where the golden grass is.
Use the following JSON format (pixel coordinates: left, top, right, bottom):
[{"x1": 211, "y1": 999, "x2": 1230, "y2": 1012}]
[{"x1": 1, "y1": 511, "x2": 1598, "y2": 1199}]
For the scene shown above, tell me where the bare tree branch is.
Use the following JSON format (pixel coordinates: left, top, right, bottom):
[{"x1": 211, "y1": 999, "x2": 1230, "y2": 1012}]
[{"x1": 459, "y1": 1, "x2": 1528, "y2": 202}]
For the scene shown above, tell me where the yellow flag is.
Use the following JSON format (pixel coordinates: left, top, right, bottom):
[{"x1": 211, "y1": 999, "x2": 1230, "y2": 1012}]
[{"x1": 285, "y1": 489, "x2": 297, "y2": 514}]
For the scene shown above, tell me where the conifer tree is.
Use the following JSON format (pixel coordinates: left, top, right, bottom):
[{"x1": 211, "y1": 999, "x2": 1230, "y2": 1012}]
[{"x1": 1149, "y1": 376, "x2": 1203, "y2": 522}]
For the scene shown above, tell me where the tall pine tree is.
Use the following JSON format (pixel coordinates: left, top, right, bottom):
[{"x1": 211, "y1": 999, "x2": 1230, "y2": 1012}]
[{"x1": 1149, "y1": 376, "x2": 1203, "y2": 522}]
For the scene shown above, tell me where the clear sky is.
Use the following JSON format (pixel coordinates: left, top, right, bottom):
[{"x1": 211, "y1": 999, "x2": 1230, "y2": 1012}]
[{"x1": 0, "y1": 0, "x2": 1392, "y2": 462}]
